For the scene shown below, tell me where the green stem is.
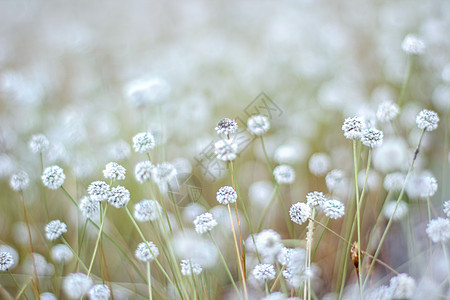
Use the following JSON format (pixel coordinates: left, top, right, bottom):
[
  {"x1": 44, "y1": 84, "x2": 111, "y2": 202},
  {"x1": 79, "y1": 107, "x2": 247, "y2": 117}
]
[
  {"x1": 312, "y1": 218, "x2": 330, "y2": 261},
  {"x1": 8, "y1": 271, "x2": 30, "y2": 300},
  {"x1": 87, "y1": 205, "x2": 108, "y2": 277},
  {"x1": 398, "y1": 55, "x2": 413, "y2": 107},
  {"x1": 147, "y1": 262, "x2": 152, "y2": 300},
  {"x1": 352, "y1": 140, "x2": 363, "y2": 299}
]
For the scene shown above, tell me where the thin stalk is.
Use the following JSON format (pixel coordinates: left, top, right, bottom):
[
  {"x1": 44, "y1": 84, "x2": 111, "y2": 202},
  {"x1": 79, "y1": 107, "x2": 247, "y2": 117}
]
[
  {"x1": 306, "y1": 209, "x2": 316, "y2": 300},
  {"x1": 61, "y1": 237, "x2": 88, "y2": 271},
  {"x1": 259, "y1": 136, "x2": 273, "y2": 174},
  {"x1": 312, "y1": 218, "x2": 330, "y2": 261},
  {"x1": 257, "y1": 184, "x2": 280, "y2": 232},
  {"x1": 398, "y1": 55, "x2": 413, "y2": 107},
  {"x1": 147, "y1": 262, "x2": 152, "y2": 300},
  {"x1": 208, "y1": 232, "x2": 241, "y2": 298},
  {"x1": 39, "y1": 152, "x2": 49, "y2": 221},
  {"x1": 363, "y1": 129, "x2": 426, "y2": 289},
  {"x1": 230, "y1": 161, "x2": 245, "y2": 276},
  {"x1": 442, "y1": 243, "x2": 450, "y2": 287},
  {"x1": 87, "y1": 205, "x2": 108, "y2": 276},
  {"x1": 8, "y1": 271, "x2": 29, "y2": 300},
  {"x1": 13, "y1": 276, "x2": 32, "y2": 300},
  {"x1": 352, "y1": 140, "x2": 363, "y2": 299}
]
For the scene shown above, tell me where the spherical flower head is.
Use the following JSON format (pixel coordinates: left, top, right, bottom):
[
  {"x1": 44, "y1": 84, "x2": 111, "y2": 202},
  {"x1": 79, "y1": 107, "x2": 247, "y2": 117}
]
[
  {"x1": 10, "y1": 171, "x2": 30, "y2": 191},
  {"x1": 63, "y1": 273, "x2": 93, "y2": 299},
  {"x1": 108, "y1": 185, "x2": 130, "y2": 208},
  {"x1": 322, "y1": 199, "x2": 345, "y2": 219},
  {"x1": 420, "y1": 176, "x2": 438, "y2": 198},
  {"x1": 306, "y1": 191, "x2": 327, "y2": 208},
  {"x1": 277, "y1": 247, "x2": 305, "y2": 268},
  {"x1": 180, "y1": 259, "x2": 203, "y2": 276},
  {"x1": 134, "y1": 200, "x2": 162, "y2": 222},
  {"x1": 383, "y1": 201, "x2": 408, "y2": 221},
  {"x1": 256, "y1": 229, "x2": 283, "y2": 263},
  {"x1": 216, "y1": 186, "x2": 237, "y2": 205},
  {"x1": 109, "y1": 140, "x2": 131, "y2": 160},
  {"x1": 0, "y1": 252, "x2": 14, "y2": 271},
  {"x1": 325, "y1": 169, "x2": 346, "y2": 192},
  {"x1": 132, "y1": 132, "x2": 156, "y2": 153},
  {"x1": 215, "y1": 118, "x2": 238, "y2": 136},
  {"x1": 401, "y1": 34, "x2": 425, "y2": 55},
  {"x1": 289, "y1": 202, "x2": 311, "y2": 225},
  {"x1": 444, "y1": 200, "x2": 450, "y2": 218},
  {"x1": 135, "y1": 241, "x2": 159, "y2": 262},
  {"x1": 135, "y1": 161, "x2": 154, "y2": 183},
  {"x1": 87, "y1": 181, "x2": 111, "y2": 202},
  {"x1": 151, "y1": 162, "x2": 177, "y2": 185},
  {"x1": 40, "y1": 293, "x2": 57, "y2": 300},
  {"x1": 342, "y1": 116, "x2": 364, "y2": 140},
  {"x1": 426, "y1": 217, "x2": 450, "y2": 243},
  {"x1": 383, "y1": 173, "x2": 406, "y2": 192},
  {"x1": 247, "y1": 115, "x2": 270, "y2": 135},
  {"x1": 51, "y1": 244, "x2": 73, "y2": 264},
  {"x1": 376, "y1": 101, "x2": 399, "y2": 122},
  {"x1": 45, "y1": 220, "x2": 67, "y2": 240},
  {"x1": 308, "y1": 153, "x2": 331, "y2": 176},
  {"x1": 214, "y1": 139, "x2": 238, "y2": 161},
  {"x1": 103, "y1": 162, "x2": 126, "y2": 181},
  {"x1": 88, "y1": 284, "x2": 111, "y2": 300},
  {"x1": 79, "y1": 196, "x2": 100, "y2": 219},
  {"x1": 42, "y1": 165, "x2": 65, "y2": 189},
  {"x1": 253, "y1": 264, "x2": 276, "y2": 282},
  {"x1": 416, "y1": 109, "x2": 439, "y2": 131},
  {"x1": 273, "y1": 164, "x2": 295, "y2": 184},
  {"x1": 29, "y1": 134, "x2": 50, "y2": 153},
  {"x1": 361, "y1": 128, "x2": 383, "y2": 148},
  {"x1": 389, "y1": 273, "x2": 416, "y2": 299},
  {"x1": 193, "y1": 212, "x2": 218, "y2": 234}
]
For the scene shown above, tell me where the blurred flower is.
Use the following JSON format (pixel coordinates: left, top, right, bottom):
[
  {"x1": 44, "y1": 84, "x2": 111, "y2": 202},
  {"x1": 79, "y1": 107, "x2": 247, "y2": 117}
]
[
  {"x1": 10, "y1": 170, "x2": 29, "y2": 191},
  {"x1": 45, "y1": 220, "x2": 67, "y2": 240},
  {"x1": 215, "y1": 118, "x2": 238, "y2": 136},
  {"x1": 79, "y1": 196, "x2": 100, "y2": 220},
  {"x1": 109, "y1": 140, "x2": 131, "y2": 160},
  {"x1": 193, "y1": 212, "x2": 217, "y2": 234},
  {"x1": 63, "y1": 273, "x2": 93, "y2": 299},
  {"x1": 426, "y1": 218, "x2": 450, "y2": 243},
  {"x1": 444, "y1": 200, "x2": 450, "y2": 218},
  {"x1": 29, "y1": 134, "x2": 49, "y2": 153},
  {"x1": 309, "y1": 153, "x2": 331, "y2": 176},
  {"x1": 416, "y1": 109, "x2": 439, "y2": 131},
  {"x1": 135, "y1": 241, "x2": 159, "y2": 262},
  {"x1": 42, "y1": 165, "x2": 65, "y2": 189},
  {"x1": 249, "y1": 181, "x2": 273, "y2": 207},
  {"x1": 401, "y1": 34, "x2": 425, "y2": 54},
  {"x1": 383, "y1": 201, "x2": 408, "y2": 221},
  {"x1": 103, "y1": 162, "x2": 126, "y2": 181},
  {"x1": 247, "y1": 115, "x2": 270, "y2": 135},
  {"x1": 40, "y1": 293, "x2": 57, "y2": 300},
  {"x1": 389, "y1": 273, "x2": 416, "y2": 299},
  {"x1": 135, "y1": 161, "x2": 154, "y2": 183},
  {"x1": 88, "y1": 284, "x2": 111, "y2": 300},
  {"x1": 151, "y1": 162, "x2": 177, "y2": 185},
  {"x1": 383, "y1": 172, "x2": 406, "y2": 192},
  {"x1": 273, "y1": 164, "x2": 295, "y2": 184},
  {"x1": 87, "y1": 181, "x2": 111, "y2": 202},
  {"x1": 134, "y1": 200, "x2": 161, "y2": 222},
  {"x1": 376, "y1": 101, "x2": 399, "y2": 122},
  {"x1": 216, "y1": 186, "x2": 237, "y2": 205},
  {"x1": 108, "y1": 186, "x2": 130, "y2": 208},
  {"x1": 420, "y1": 176, "x2": 438, "y2": 198},
  {"x1": 51, "y1": 244, "x2": 73, "y2": 264},
  {"x1": 132, "y1": 132, "x2": 156, "y2": 153},
  {"x1": 214, "y1": 138, "x2": 238, "y2": 161},
  {"x1": 289, "y1": 202, "x2": 311, "y2": 225},
  {"x1": 180, "y1": 259, "x2": 202, "y2": 276},
  {"x1": 255, "y1": 229, "x2": 283, "y2": 263},
  {"x1": 125, "y1": 78, "x2": 170, "y2": 107}
]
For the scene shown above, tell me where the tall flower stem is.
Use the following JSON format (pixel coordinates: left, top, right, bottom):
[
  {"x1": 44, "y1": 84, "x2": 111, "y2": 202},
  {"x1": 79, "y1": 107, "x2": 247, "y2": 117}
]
[
  {"x1": 147, "y1": 261, "x2": 153, "y2": 300},
  {"x1": 8, "y1": 270, "x2": 30, "y2": 300},
  {"x1": 229, "y1": 160, "x2": 244, "y2": 274},
  {"x1": 352, "y1": 140, "x2": 363, "y2": 298},
  {"x1": 363, "y1": 129, "x2": 426, "y2": 289},
  {"x1": 87, "y1": 205, "x2": 108, "y2": 277}
]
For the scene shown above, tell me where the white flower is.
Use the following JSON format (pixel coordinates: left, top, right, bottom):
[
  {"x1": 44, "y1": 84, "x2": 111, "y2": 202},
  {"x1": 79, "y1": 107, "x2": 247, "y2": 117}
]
[
  {"x1": 193, "y1": 212, "x2": 218, "y2": 234},
  {"x1": 401, "y1": 34, "x2": 425, "y2": 54},
  {"x1": 420, "y1": 176, "x2": 438, "y2": 198},
  {"x1": 10, "y1": 171, "x2": 29, "y2": 191},
  {"x1": 383, "y1": 173, "x2": 406, "y2": 192},
  {"x1": 361, "y1": 128, "x2": 383, "y2": 148},
  {"x1": 383, "y1": 201, "x2": 408, "y2": 221},
  {"x1": 134, "y1": 200, "x2": 162, "y2": 222},
  {"x1": 151, "y1": 162, "x2": 177, "y2": 185},
  {"x1": 273, "y1": 165, "x2": 295, "y2": 184},
  {"x1": 376, "y1": 101, "x2": 399, "y2": 122},
  {"x1": 214, "y1": 139, "x2": 238, "y2": 161},
  {"x1": 289, "y1": 202, "x2": 311, "y2": 225},
  {"x1": 63, "y1": 273, "x2": 93, "y2": 299},
  {"x1": 426, "y1": 218, "x2": 450, "y2": 243},
  {"x1": 103, "y1": 162, "x2": 126, "y2": 181},
  {"x1": 416, "y1": 109, "x2": 439, "y2": 131},
  {"x1": 253, "y1": 264, "x2": 276, "y2": 282},
  {"x1": 322, "y1": 199, "x2": 345, "y2": 219},
  {"x1": 215, "y1": 118, "x2": 238, "y2": 136},
  {"x1": 180, "y1": 259, "x2": 202, "y2": 276},
  {"x1": 88, "y1": 284, "x2": 111, "y2": 300},
  {"x1": 255, "y1": 229, "x2": 283, "y2": 263},
  {"x1": 308, "y1": 153, "x2": 331, "y2": 176},
  {"x1": 306, "y1": 191, "x2": 327, "y2": 208},
  {"x1": 135, "y1": 161, "x2": 154, "y2": 183},
  {"x1": 29, "y1": 134, "x2": 50, "y2": 153},
  {"x1": 135, "y1": 241, "x2": 159, "y2": 262},
  {"x1": 42, "y1": 165, "x2": 65, "y2": 189},
  {"x1": 389, "y1": 273, "x2": 416, "y2": 299},
  {"x1": 444, "y1": 200, "x2": 450, "y2": 218},
  {"x1": 132, "y1": 132, "x2": 156, "y2": 153},
  {"x1": 45, "y1": 220, "x2": 67, "y2": 240},
  {"x1": 0, "y1": 252, "x2": 14, "y2": 271},
  {"x1": 247, "y1": 115, "x2": 270, "y2": 135},
  {"x1": 126, "y1": 78, "x2": 170, "y2": 107},
  {"x1": 342, "y1": 117, "x2": 364, "y2": 140},
  {"x1": 87, "y1": 181, "x2": 111, "y2": 202},
  {"x1": 216, "y1": 186, "x2": 237, "y2": 205},
  {"x1": 40, "y1": 293, "x2": 57, "y2": 300},
  {"x1": 51, "y1": 244, "x2": 73, "y2": 263},
  {"x1": 108, "y1": 186, "x2": 130, "y2": 208}
]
